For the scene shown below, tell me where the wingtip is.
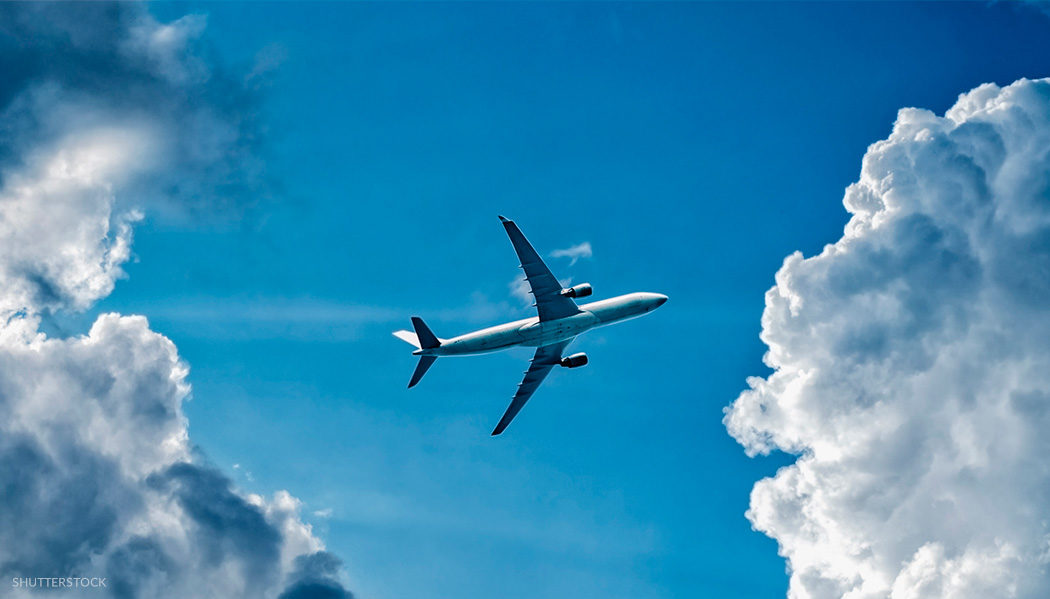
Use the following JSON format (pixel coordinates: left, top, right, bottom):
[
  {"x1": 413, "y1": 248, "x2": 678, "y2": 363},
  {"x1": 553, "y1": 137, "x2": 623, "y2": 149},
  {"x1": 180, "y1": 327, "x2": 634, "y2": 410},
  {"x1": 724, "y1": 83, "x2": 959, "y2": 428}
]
[{"x1": 498, "y1": 215, "x2": 509, "y2": 223}]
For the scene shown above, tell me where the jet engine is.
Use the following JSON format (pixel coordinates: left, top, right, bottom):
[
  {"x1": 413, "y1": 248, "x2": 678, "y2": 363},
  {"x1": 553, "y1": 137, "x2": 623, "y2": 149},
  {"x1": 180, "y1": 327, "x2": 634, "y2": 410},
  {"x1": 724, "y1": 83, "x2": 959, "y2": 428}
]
[
  {"x1": 559, "y1": 353, "x2": 588, "y2": 368},
  {"x1": 559, "y1": 283, "x2": 593, "y2": 298}
]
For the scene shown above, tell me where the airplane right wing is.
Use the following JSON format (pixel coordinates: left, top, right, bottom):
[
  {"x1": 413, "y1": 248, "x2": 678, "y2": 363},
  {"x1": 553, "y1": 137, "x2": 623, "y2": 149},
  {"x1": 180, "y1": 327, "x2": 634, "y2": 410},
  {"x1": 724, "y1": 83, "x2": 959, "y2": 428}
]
[
  {"x1": 499, "y1": 216, "x2": 582, "y2": 322},
  {"x1": 490, "y1": 338, "x2": 573, "y2": 436}
]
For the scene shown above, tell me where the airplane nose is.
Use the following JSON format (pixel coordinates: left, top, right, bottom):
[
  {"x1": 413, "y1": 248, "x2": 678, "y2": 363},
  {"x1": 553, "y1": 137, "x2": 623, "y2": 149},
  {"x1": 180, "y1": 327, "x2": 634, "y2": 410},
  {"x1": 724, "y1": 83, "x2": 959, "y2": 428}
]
[{"x1": 636, "y1": 293, "x2": 668, "y2": 312}]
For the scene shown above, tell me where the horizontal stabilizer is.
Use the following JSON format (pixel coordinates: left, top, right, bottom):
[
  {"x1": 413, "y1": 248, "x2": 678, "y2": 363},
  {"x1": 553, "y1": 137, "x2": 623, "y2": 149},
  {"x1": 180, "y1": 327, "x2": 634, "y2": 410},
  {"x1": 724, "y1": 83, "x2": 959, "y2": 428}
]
[
  {"x1": 392, "y1": 330, "x2": 420, "y2": 348},
  {"x1": 408, "y1": 355, "x2": 437, "y2": 388}
]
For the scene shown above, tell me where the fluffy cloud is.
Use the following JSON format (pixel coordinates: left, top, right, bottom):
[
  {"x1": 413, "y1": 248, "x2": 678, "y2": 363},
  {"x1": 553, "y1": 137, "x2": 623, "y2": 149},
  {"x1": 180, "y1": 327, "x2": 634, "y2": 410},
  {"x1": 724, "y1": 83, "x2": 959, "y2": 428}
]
[
  {"x1": 725, "y1": 78, "x2": 1050, "y2": 598},
  {"x1": 0, "y1": 4, "x2": 351, "y2": 598}
]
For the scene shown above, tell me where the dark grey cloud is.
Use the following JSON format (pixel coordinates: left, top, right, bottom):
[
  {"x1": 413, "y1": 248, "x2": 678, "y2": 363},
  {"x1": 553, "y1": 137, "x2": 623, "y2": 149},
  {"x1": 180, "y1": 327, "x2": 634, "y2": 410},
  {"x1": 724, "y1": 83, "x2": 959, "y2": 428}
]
[
  {"x1": 105, "y1": 536, "x2": 178, "y2": 599},
  {"x1": 279, "y1": 552, "x2": 356, "y2": 599},
  {"x1": 0, "y1": 2, "x2": 270, "y2": 212},
  {"x1": 0, "y1": 433, "x2": 129, "y2": 575},
  {"x1": 148, "y1": 463, "x2": 282, "y2": 593}
]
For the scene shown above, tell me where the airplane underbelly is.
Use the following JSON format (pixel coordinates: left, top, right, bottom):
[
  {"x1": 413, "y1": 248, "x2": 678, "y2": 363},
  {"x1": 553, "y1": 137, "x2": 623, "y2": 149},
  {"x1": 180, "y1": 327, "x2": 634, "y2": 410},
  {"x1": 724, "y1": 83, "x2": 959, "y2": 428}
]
[
  {"x1": 518, "y1": 311, "x2": 599, "y2": 346},
  {"x1": 439, "y1": 327, "x2": 524, "y2": 355}
]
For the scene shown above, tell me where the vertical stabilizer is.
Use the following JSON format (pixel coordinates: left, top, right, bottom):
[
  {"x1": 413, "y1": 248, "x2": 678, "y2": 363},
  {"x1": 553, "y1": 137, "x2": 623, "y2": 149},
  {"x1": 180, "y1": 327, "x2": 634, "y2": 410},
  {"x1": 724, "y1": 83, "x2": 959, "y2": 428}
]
[{"x1": 410, "y1": 317, "x2": 441, "y2": 349}]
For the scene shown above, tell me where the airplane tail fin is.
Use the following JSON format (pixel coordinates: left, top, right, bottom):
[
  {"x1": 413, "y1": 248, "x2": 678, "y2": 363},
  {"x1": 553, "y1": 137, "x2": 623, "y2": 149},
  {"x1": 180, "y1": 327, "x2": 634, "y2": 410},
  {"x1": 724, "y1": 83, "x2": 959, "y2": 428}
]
[
  {"x1": 408, "y1": 355, "x2": 437, "y2": 388},
  {"x1": 410, "y1": 316, "x2": 441, "y2": 349},
  {"x1": 399, "y1": 317, "x2": 440, "y2": 388}
]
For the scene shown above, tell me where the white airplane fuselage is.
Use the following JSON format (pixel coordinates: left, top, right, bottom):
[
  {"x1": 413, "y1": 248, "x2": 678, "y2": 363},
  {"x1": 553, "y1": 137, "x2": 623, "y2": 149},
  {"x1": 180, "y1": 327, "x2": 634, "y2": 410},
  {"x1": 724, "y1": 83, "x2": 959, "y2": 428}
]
[{"x1": 414, "y1": 292, "x2": 667, "y2": 357}]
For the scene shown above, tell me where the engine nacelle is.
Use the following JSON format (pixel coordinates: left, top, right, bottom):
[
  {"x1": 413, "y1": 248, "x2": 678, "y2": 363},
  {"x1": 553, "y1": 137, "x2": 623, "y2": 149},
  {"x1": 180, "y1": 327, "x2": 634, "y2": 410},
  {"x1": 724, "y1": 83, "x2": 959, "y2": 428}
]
[
  {"x1": 559, "y1": 352, "x2": 588, "y2": 368},
  {"x1": 559, "y1": 283, "x2": 593, "y2": 298}
]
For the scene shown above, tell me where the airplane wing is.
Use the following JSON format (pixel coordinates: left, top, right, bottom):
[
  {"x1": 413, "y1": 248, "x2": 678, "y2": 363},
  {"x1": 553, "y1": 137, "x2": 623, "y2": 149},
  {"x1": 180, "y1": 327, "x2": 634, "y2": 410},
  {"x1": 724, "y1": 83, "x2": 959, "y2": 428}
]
[
  {"x1": 491, "y1": 338, "x2": 573, "y2": 436},
  {"x1": 499, "y1": 216, "x2": 582, "y2": 322}
]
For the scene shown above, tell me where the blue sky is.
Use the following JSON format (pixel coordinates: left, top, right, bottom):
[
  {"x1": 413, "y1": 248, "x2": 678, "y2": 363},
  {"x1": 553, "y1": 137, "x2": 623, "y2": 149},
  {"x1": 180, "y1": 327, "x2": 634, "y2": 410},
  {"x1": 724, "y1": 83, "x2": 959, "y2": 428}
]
[{"x1": 75, "y1": 2, "x2": 1050, "y2": 597}]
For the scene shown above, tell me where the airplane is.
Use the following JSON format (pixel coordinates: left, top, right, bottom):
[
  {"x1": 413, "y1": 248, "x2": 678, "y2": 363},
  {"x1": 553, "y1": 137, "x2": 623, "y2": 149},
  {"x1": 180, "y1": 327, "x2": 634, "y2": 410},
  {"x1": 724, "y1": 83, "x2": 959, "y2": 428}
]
[{"x1": 393, "y1": 215, "x2": 667, "y2": 435}]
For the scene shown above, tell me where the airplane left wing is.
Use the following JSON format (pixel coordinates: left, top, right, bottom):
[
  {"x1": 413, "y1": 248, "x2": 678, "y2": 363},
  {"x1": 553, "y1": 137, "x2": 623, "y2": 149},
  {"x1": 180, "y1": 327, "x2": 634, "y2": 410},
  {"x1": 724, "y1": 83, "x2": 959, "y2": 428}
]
[
  {"x1": 499, "y1": 216, "x2": 582, "y2": 322},
  {"x1": 491, "y1": 338, "x2": 573, "y2": 436}
]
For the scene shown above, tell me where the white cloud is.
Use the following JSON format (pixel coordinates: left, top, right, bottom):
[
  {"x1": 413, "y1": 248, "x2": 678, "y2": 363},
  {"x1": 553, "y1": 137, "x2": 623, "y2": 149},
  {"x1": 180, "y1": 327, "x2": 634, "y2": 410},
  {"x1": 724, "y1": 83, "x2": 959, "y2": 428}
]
[
  {"x1": 725, "y1": 78, "x2": 1050, "y2": 598},
  {"x1": 509, "y1": 277, "x2": 533, "y2": 305},
  {"x1": 550, "y1": 241, "x2": 593, "y2": 265},
  {"x1": 0, "y1": 129, "x2": 152, "y2": 314},
  {"x1": 0, "y1": 5, "x2": 351, "y2": 598}
]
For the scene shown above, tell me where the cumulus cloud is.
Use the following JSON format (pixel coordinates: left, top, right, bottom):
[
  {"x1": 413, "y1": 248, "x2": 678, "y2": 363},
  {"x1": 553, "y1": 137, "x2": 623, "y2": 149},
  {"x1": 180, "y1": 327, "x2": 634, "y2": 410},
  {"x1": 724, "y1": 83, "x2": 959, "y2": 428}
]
[
  {"x1": 550, "y1": 241, "x2": 593, "y2": 265},
  {"x1": 725, "y1": 78, "x2": 1050, "y2": 598},
  {"x1": 0, "y1": 3, "x2": 351, "y2": 598}
]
